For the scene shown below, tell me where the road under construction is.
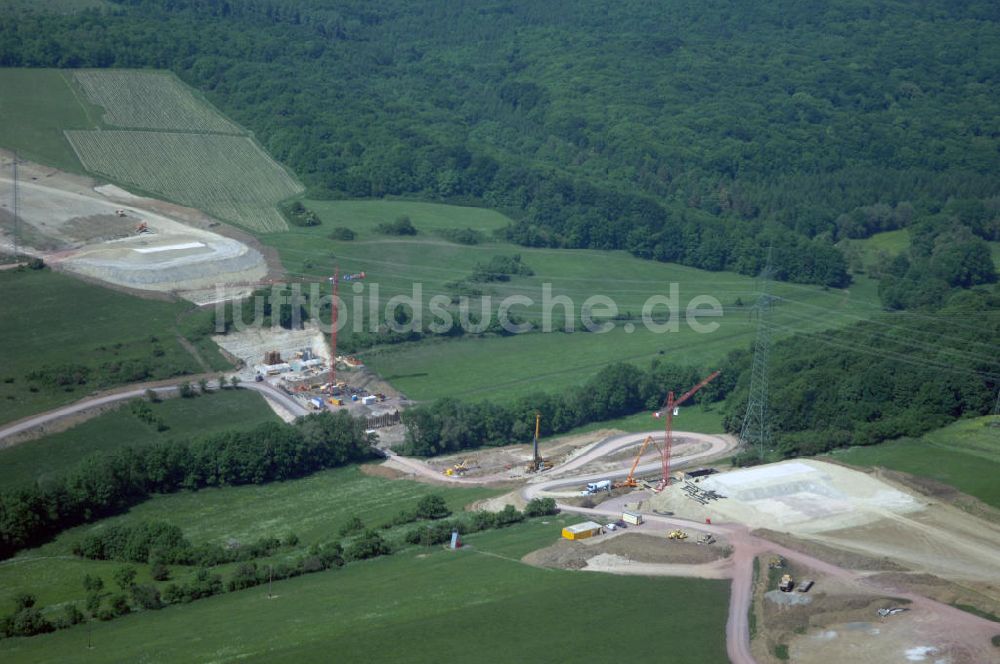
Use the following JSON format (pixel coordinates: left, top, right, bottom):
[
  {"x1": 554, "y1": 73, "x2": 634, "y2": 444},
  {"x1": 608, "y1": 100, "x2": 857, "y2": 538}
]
[{"x1": 384, "y1": 430, "x2": 1000, "y2": 664}]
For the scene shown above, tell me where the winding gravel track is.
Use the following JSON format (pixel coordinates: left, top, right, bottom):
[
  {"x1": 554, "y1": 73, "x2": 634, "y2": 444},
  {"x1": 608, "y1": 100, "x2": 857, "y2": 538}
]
[{"x1": 385, "y1": 431, "x2": 1000, "y2": 664}]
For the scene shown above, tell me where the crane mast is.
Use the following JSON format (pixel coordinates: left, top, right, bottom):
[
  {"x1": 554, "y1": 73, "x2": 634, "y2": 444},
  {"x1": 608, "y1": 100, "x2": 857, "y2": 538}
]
[
  {"x1": 657, "y1": 370, "x2": 721, "y2": 490},
  {"x1": 329, "y1": 266, "x2": 339, "y2": 390}
]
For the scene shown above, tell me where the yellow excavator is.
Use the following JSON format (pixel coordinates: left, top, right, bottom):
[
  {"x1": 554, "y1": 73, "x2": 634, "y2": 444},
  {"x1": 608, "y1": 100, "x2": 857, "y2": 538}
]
[{"x1": 667, "y1": 529, "x2": 688, "y2": 540}]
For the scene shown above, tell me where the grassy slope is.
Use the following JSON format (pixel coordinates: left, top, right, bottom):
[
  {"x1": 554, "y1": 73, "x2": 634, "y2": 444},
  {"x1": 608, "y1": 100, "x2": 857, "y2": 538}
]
[
  {"x1": 0, "y1": 269, "x2": 228, "y2": 425},
  {"x1": 263, "y1": 200, "x2": 882, "y2": 402},
  {"x1": 852, "y1": 229, "x2": 1000, "y2": 270},
  {"x1": 0, "y1": 389, "x2": 278, "y2": 488},
  {"x1": 0, "y1": 69, "x2": 101, "y2": 172},
  {"x1": 830, "y1": 416, "x2": 1000, "y2": 508},
  {"x1": 0, "y1": 466, "x2": 503, "y2": 612},
  {"x1": 1, "y1": 516, "x2": 729, "y2": 664}
]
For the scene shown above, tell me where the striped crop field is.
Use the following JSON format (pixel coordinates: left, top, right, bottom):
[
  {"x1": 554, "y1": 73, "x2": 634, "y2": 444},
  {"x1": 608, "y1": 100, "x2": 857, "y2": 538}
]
[
  {"x1": 73, "y1": 70, "x2": 242, "y2": 133},
  {"x1": 65, "y1": 130, "x2": 303, "y2": 232}
]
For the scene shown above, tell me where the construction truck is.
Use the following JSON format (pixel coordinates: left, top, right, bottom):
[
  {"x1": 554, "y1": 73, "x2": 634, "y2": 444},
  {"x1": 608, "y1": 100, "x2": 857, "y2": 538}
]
[
  {"x1": 667, "y1": 530, "x2": 688, "y2": 540},
  {"x1": 779, "y1": 574, "x2": 795, "y2": 592},
  {"x1": 586, "y1": 479, "x2": 612, "y2": 494}
]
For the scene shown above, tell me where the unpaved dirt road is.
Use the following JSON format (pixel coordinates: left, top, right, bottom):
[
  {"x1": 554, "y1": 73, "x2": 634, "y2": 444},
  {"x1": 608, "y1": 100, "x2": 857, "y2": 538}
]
[{"x1": 385, "y1": 432, "x2": 1000, "y2": 664}]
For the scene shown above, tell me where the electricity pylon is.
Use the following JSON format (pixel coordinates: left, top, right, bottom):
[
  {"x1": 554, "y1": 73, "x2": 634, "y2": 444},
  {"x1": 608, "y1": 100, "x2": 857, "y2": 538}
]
[{"x1": 739, "y1": 250, "x2": 775, "y2": 459}]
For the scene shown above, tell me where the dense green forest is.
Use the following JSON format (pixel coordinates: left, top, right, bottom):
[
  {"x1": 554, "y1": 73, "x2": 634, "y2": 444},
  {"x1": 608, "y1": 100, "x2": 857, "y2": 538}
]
[
  {"x1": 722, "y1": 290, "x2": 1000, "y2": 462},
  {"x1": 3, "y1": 0, "x2": 999, "y2": 286},
  {"x1": 1, "y1": 1, "x2": 997, "y2": 461}
]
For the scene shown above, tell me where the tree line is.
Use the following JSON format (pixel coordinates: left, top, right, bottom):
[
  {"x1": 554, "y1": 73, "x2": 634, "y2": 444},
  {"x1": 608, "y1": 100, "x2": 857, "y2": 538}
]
[
  {"x1": 2, "y1": 495, "x2": 558, "y2": 637},
  {"x1": 401, "y1": 360, "x2": 732, "y2": 456},
  {"x1": 0, "y1": 411, "x2": 373, "y2": 560}
]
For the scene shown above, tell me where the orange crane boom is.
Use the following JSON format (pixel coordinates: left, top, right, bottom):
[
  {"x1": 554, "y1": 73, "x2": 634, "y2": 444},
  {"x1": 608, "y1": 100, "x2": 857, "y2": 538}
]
[
  {"x1": 624, "y1": 435, "x2": 660, "y2": 487},
  {"x1": 657, "y1": 370, "x2": 721, "y2": 490}
]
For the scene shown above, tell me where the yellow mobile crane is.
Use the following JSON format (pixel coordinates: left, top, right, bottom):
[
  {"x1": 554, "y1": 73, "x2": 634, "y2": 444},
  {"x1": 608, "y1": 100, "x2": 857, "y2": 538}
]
[{"x1": 526, "y1": 413, "x2": 552, "y2": 472}]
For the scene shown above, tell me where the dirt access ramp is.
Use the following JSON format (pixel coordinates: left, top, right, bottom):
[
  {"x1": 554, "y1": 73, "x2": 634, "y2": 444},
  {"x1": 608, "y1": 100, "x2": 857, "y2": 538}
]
[
  {"x1": 523, "y1": 531, "x2": 729, "y2": 576},
  {"x1": 0, "y1": 151, "x2": 268, "y2": 303},
  {"x1": 750, "y1": 553, "x2": 1000, "y2": 664},
  {"x1": 423, "y1": 428, "x2": 625, "y2": 482}
]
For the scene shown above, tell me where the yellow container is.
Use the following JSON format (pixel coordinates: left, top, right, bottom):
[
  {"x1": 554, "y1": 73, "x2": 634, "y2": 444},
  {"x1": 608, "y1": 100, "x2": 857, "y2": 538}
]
[{"x1": 562, "y1": 521, "x2": 602, "y2": 540}]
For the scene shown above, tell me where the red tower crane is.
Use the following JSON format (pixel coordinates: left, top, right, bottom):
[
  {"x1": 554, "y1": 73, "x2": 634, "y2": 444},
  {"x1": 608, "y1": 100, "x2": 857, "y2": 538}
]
[
  {"x1": 655, "y1": 370, "x2": 721, "y2": 490},
  {"x1": 327, "y1": 268, "x2": 367, "y2": 393},
  {"x1": 328, "y1": 266, "x2": 339, "y2": 390}
]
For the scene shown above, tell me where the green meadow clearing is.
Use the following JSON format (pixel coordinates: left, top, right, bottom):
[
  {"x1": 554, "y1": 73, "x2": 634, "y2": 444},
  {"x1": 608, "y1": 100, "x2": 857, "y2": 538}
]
[
  {"x1": 0, "y1": 465, "x2": 503, "y2": 612},
  {"x1": 0, "y1": 269, "x2": 228, "y2": 425},
  {"x1": 0, "y1": 69, "x2": 102, "y2": 172},
  {"x1": 831, "y1": 416, "x2": 1000, "y2": 509},
  {"x1": 0, "y1": 505, "x2": 730, "y2": 664},
  {"x1": 849, "y1": 229, "x2": 1000, "y2": 272},
  {"x1": 0, "y1": 388, "x2": 277, "y2": 488},
  {"x1": 262, "y1": 199, "x2": 884, "y2": 402}
]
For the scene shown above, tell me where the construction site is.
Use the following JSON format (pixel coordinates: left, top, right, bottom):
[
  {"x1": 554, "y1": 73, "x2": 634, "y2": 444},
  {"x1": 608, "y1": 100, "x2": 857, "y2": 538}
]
[
  {"x1": 3, "y1": 152, "x2": 998, "y2": 664},
  {"x1": 374, "y1": 312, "x2": 1000, "y2": 664},
  {"x1": 0, "y1": 151, "x2": 269, "y2": 303}
]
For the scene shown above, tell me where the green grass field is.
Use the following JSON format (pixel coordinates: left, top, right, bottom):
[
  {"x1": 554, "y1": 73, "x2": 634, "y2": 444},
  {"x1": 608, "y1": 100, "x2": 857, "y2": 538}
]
[
  {"x1": 262, "y1": 200, "x2": 883, "y2": 403},
  {"x1": 0, "y1": 465, "x2": 503, "y2": 612},
  {"x1": 0, "y1": 69, "x2": 103, "y2": 172},
  {"x1": 0, "y1": 389, "x2": 277, "y2": 488},
  {"x1": 0, "y1": 269, "x2": 228, "y2": 425},
  {"x1": 830, "y1": 416, "x2": 1000, "y2": 508},
  {"x1": 1, "y1": 512, "x2": 730, "y2": 664},
  {"x1": 850, "y1": 229, "x2": 1000, "y2": 271}
]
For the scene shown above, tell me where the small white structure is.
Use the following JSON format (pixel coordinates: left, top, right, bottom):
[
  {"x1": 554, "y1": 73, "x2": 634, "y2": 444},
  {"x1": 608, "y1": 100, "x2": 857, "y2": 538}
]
[
  {"x1": 622, "y1": 511, "x2": 643, "y2": 525},
  {"x1": 254, "y1": 362, "x2": 291, "y2": 376}
]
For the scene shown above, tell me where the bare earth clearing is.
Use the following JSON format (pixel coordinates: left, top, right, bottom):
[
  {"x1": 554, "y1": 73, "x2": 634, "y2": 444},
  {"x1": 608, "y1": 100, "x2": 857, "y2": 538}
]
[{"x1": 0, "y1": 151, "x2": 269, "y2": 302}]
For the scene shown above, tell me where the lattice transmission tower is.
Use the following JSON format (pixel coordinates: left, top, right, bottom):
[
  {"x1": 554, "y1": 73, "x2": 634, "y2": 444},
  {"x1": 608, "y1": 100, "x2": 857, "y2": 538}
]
[
  {"x1": 11, "y1": 152, "x2": 19, "y2": 260},
  {"x1": 738, "y1": 251, "x2": 775, "y2": 459}
]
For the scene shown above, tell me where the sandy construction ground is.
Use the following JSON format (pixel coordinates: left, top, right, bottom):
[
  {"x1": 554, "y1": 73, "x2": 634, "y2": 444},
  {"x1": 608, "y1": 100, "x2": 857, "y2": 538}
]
[
  {"x1": 0, "y1": 152, "x2": 268, "y2": 302},
  {"x1": 646, "y1": 459, "x2": 1000, "y2": 587}
]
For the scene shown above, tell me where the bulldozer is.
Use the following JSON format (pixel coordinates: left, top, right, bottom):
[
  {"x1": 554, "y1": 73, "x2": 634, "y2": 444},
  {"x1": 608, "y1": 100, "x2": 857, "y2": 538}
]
[{"x1": 667, "y1": 529, "x2": 688, "y2": 540}]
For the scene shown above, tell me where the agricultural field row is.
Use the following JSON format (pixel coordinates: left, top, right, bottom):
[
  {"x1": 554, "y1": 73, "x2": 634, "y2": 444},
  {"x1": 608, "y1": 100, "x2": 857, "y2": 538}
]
[
  {"x1": 73, "y1": 70, "x2": 242, "y2": 134},
  {"x1": 65, "y1": 130, "x2": 302, "y2": 232}
]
